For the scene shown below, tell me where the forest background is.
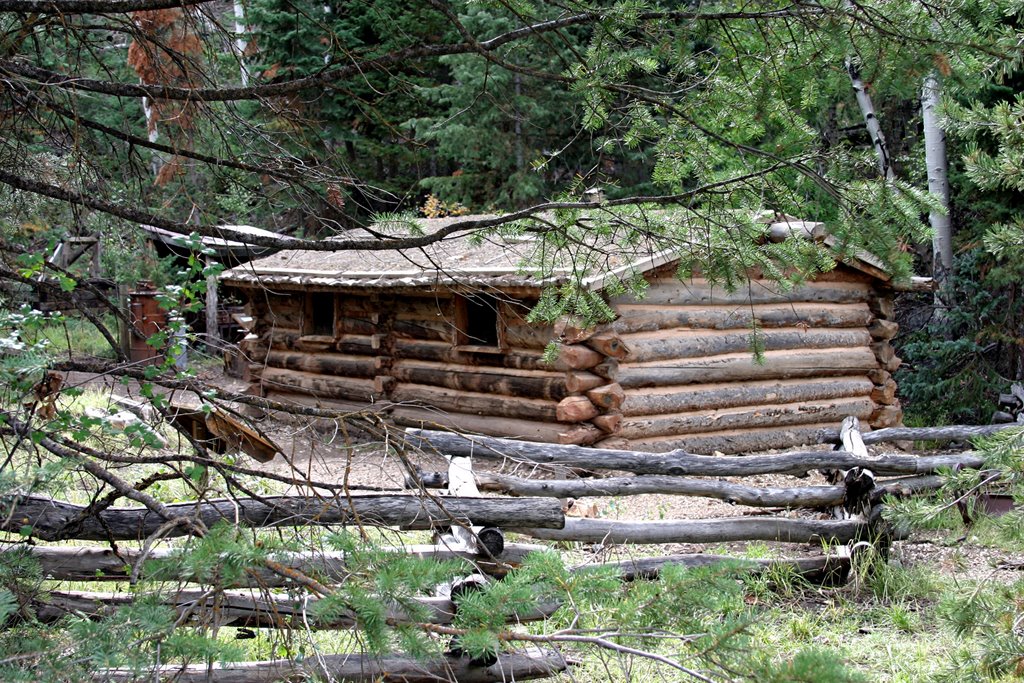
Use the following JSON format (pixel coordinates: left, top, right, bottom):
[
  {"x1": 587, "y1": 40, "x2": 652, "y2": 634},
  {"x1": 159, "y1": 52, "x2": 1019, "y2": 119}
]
[{"x1": 1, "y1": 0, "x2": 1024, "y2": 681}]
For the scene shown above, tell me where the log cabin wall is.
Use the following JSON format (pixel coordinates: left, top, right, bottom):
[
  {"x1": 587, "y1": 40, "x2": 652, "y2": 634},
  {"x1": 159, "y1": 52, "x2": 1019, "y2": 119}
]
[
  {"x1": 234, "y1": 261, "x2": 901, "y2": 455},
  {"x1": 590, "y1": 264, "x2": 901, "y2": 453}
]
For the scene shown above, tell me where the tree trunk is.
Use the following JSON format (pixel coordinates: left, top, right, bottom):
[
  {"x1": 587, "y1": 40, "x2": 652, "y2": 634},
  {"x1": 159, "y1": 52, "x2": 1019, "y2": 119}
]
[
  {"x1": 516, "y1": 515, "x2": 874, "y2": 545},
  {"x1": 922, "y1": 71, "x2": 953, "y2": 307},
  {"x1": 846, "y1": 58, "x2": 894, "y2": 179}
]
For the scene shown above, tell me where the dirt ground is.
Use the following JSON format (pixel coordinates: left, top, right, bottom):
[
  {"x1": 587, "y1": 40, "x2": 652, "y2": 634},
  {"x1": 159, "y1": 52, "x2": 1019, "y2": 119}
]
[{"x1": 66, "y1": 365, "x2": 1023, "y2": 583}]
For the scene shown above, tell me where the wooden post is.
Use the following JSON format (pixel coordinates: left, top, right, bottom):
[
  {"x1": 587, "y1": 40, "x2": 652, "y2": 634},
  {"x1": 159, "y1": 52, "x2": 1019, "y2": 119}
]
[{"x1": 206, "y1": 255, "x2": 220, "y2": 352}]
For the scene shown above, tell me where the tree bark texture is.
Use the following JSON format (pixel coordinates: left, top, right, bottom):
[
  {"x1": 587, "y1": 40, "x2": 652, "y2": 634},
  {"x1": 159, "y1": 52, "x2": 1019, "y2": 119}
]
[
  {"x1": 4, "y1": 494, "x2": 565, "y2": 541},
  {"x1": 98, "y1": 649, "x2": 572, "y2": 683},
  {"x1": 7, "y1": 542, "x2": 549, "y2": 585},
  {"x1": 516, "y1": 515, "x2": 875, "y2": 545}
]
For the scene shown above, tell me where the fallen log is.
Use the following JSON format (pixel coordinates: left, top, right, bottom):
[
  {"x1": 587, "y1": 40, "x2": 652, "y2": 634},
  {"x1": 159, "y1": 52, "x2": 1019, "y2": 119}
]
[
  {"x1": 405, "y1": 429, "x2": 985, "y2": 477},
  {"x1": 590, "y1": 553, "x2": 851, "y2": 585},
  {"x1": 515, "y1": 515, "x2": 876, "y2": 545},
  {"x1": 4, "y1": 494, "x2": 565, "y2": 542},
  {"x1": 474, "y1": 472, "x2": 848, "y2": 508},
  {"x1": 7, "y1": 542, "x2": 550, "y2": 585},
  {"x1": 818, "y1": 423, "x2": 1023, "y2": 445},
  {"x1": 98, "y1": 649, "x2": 573, "y2": 683},
  {"x1": 33, "y1": 588, "x2": 559, "y2": 629}
]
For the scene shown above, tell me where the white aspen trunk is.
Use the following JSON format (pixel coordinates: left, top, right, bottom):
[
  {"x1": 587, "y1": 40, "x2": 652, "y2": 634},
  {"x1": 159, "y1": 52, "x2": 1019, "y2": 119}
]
[
  {"x1": 922, "y1": 72, "x2": 953, "y2": 306},
  {"x1": 233, "y1": 0, "x2": 250, "y2": 87},
  {"x1": 846, "y1": 58, "x2": 894, "y2": 180}
]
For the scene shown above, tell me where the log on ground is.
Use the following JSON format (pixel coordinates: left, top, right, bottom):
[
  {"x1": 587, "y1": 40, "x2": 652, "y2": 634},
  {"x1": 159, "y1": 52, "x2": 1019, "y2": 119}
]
[
  {"x1": 475, "y1": 471, "x2": 847, "y2": 508},
  {"x1": 34, "y1": 588, "x2": 559, "y2": 629},
  {"x1": 404, "y1": 429, "x2": 985, "y2": 476},
  {"x1": 818, "y1": 423, "x2": 1024, "y2": 445},
  {"x1": 594, "y1": 553, "x2": 851, "y2": 585},
  {"x1": 515, "y1": 516, "x2": 872, "y2": 545},
  {"x1": 9, "y1": 542, "x2": 550, "y2": 585},
  {"x1": 5, "y1": 494, "x2": 565, "y2": 542},
  {"x1": 98, "y1": 649, "x2": 573, "y2": 683}
]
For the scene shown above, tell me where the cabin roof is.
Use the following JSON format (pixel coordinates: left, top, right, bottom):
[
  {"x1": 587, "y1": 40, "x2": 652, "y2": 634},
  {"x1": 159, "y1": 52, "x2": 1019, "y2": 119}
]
[{"x1": 220, "y1": 211, "x2": 890, "y2": 291}]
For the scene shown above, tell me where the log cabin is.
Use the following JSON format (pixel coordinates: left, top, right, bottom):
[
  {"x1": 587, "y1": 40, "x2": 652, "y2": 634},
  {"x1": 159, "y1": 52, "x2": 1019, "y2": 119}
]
[{"x1": 220, "y1": 213, "x2": 904, "y2": 454}]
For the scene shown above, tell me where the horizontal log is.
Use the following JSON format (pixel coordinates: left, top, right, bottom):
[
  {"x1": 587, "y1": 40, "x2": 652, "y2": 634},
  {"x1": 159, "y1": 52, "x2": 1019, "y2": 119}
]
[
  {"x1": 34, "y1": 588, "x2": 559, "y2": 630},
  {"x1": 476, "y1": 472, "x2": 848, "y2": 508},
  {"x1": 619, "y1": 327, "x2": 872, "y2": 363},
  {"x1": 591, "y1": 358, "x2": 619, "y2": 380},
  {"x1": 883, "y1": 354, "x2": 902, "y2": 372},
  {"x1": 617, "y1": 396, "x2": 875, "y2": 439},
  {"x1": 392, "y1": 383, "x2": 560, "y2": 422},
  {"x1": 404, "y1": 429, "x2": 985, "y2": 476},
  {"x1": 869, "y1": 295, "x2": 894, "y2": 320},
  {"x1": 392, "y1": 407, "x2": 598, "y2": 445},
  {"x1": 621, "y1": 377, "x2": 874, "y2": 416},
  {"x1": 503, "y1": 320, "x2": 557, "y2": 349},
  {"x1": 5, "y1": 494, "x2": 565, "y2": 542},
  {"x1": 259, "y1": 367, "x2": 380, "y2": 402},
  {"x1": 867, "y1": 368, "x2": 891, "y2": 385},
  {"x1": 617, "y1": 347, "x2": 880, "y2": 388},
  {"x1": 391, "y1": 360, "x2": 596, "y2": 401},
  {"x1": 99, "y1": 649, "x2": 573, "y2": 683},
  {"x1": 264, "y1": 350, "x2": 377, "y2": 378},
  {"x1": 596, "y1": 553, "x2": 850, "y2": 585},
  {"x1": 556, "y1": 396, "x2": 600, "y2": 423},
  {"x1": 622, "y1": 424, "x2": 845, "y2": 455},
  {"x1": 610, "y1": 278, "x2": 873, "y2": 306},
  {"x1": 391, "y1": 339, "x2": 601, "y2": 371},
  {"x1": 843, "y1": 423, "x2": 1024, "y2": 444},
  {"x1": 10, "y1": 542, "x2": 549, "y2": 585},
  {"x1": 516, "y1": 515, "x2": 871, "y2": 545},
  {"x1": 586, "y1": 383, "x2": 624, "y2": 411},
  {"x1": 556, "y1": 423, "x2": 604, "y2": 446},
  {"x1": 871, "y1": 341, "x2": 895, "y2": 365},
  {"x1": 609, "y1": 302, "x2": 873, "y2": 333}
]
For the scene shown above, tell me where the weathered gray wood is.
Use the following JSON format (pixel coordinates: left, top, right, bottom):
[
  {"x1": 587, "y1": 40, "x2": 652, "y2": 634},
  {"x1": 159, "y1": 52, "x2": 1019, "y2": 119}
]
[
  {"x1": 4, "y1": 494, "x2": 565, "y2": 541},
  {"x1": 475, "y1": 471, "x2": 848, "y2": 508},
  {"x1": 609, "y1": 278, "x2": 873, "y2": 306},
  {"x1": 621, "y1": 377, "x2": 873, "y2": 416},
  {"x1": 819, "y1": 423, "x2": 1024, "y2": 445},
  {"x1": 392, "y1": 339, "x2": 600, "y2": 371},
  {"x1": 617, "y1": 347, "x2": 879, "y2": 388},
  {"x1": 8, "y1": 542, "x2": 549, "y2": 584},
  {"x1": 594, "y1": 553, "x2": 851, "y2": 584},
  {"x1": 516, "y1": 516, "x2": 872, "y2": 544},
  {"x1": 98, "y1": 649, "x2": 572, "y2": 683},
  {"x1": 617, "y1": 396, "x2": 875, "y2": 439},
  {"x1": 34, "y1": 588, "x2": 559, "y2": 629},
  {"x1": 620, "y1": 327, "x2": 872, "y2": 363},
  {"x1": 405, "y1": 429, "x2": 985, "y2": 476},
  {"x1": 609, "y1": 302, "x2": 873, "y2": 334}
]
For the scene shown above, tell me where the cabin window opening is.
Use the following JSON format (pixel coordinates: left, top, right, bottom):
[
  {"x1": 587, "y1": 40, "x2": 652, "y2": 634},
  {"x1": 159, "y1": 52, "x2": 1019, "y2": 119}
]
[
  {"x1": 305, "y1": 292, "x2": 336, "y2": 337},
  {"x1": 455, "y1": 293, "x2": 501, "y2": 349}
]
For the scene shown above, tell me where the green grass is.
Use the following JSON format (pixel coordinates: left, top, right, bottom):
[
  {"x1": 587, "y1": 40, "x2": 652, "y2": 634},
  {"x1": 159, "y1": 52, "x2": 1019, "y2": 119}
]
[{"x1": 24, "y1": 314, "x2": 119, "y2": 359}]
